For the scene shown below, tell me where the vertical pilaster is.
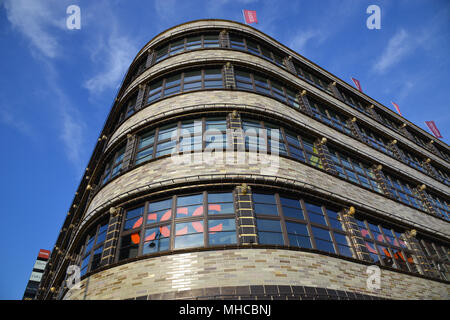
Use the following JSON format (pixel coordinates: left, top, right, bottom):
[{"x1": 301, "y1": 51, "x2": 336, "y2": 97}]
[
  {"x1": 367, "y1": 104, "x2": 383, "y2": 123},
  {"x1": 315, "y1": 137, "x2": 338, "y2": 176},
  {"x1": 328, "y1": 82, "x2": 344, "y2": 102},
  {"x1": 121, "y1": 133, "x2": 137, "y2": 171},
  {"x1": 100, "y1": 207, "x2": 123, "y2": 266},
  {"x1": 219, "y1": 29, "x2": 230, "y2": 48},
  {"x1": 422, "y1": 158, "x2": 439, "y2": 180},
  {"x1": 372, "y1": 164, "x2": 395, "y2": 199},
  {"x1": 227, "y1": 111, "x2": 244, "y2": 151},
  {"x1": 413, "y1": 184, "x2": 438, "y2": 217},
  {"x1": 400, "y1": 230, "x2": 437, "y2": 278},
  {"x1": 296, "y1": 90, "x2": 314, "y2": 117},
  {"x1": 399, "y1": 123, "x2": 415, "y2": 141},
  {"x1": 338, "y1": 206, "x2": 372, "y2": 262},
  {"x1": 346, "y1": 117, "x2": 366, "y2": 142},
  {"x1": 283, "y1": 56, "x2": 296, "y2": 74},
  {"x1": 426, "y1": 140, "x2": 443, "y2": 158},
  {"x1": 223, "y1": 62, "x2": 236, "y2": 89},
  {"x1": 145, "y1": 49, "x2": 155, "y2": 68},
  {"x1": 235, "y1": 184, "x2": 258, "y2": 245},
  {"x1": 134, "y1": 84, "x2": 146, "y2": 112},
  {"x1": 386, "y1": 139, "x2": 405, "y2": 162}
]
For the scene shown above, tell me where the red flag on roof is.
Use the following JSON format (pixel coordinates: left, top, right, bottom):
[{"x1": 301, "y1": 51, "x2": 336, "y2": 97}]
[
  {"x1": 425, "y1": 121, "x2": 443, "y2": 139},
  {"x1": 243, "y1": 10, "x2": 258, "y2": 24},
  {"x1": 351, "y1": 77, "x2": 363, "y2": 92},
  {"x1": 391, "y1": 101, "x2": 402, "y2": 116}
]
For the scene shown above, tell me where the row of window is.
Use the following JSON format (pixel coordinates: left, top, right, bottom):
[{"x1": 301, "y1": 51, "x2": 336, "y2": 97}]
[
  {"x1": 122, "y1": 65, "x2": 448, "y2": 186},
  {"x1": 120, "y1": 29, "x2": 450, "y2": 164},
  {"x1": 308, "y1": 97, "x2": 449, "y2": 185},
  {"x1": 76, "y1": 190, "x2": 450, "y2": 281},
  {"x1": 99, "y1": 115, "x2": 450, "y2": 221}
]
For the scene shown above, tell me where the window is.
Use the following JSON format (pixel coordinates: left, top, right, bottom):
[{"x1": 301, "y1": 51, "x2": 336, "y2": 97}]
[
  {"x1": 280, "y1": 196, "x2": 304, "y2": 219},
  {"x1": 208, "y1": 218, "x2": 236, "y2": 245},
  {"x1": 328, "y1": 148, "x2": 382, "y2": 193},
  {"x1": 257, "y1": 219, "x2": 284, "y2": 245},
  {"x1": 156, "y1": 124, "x2": 177, "y2": 157},
  {"x1": 253, "y1": 193, "x2": 278, "y2": 216},
  {"x1": 208, "y1": 193, "x2": 234, "y2": 215},
  {"x1": 285, "y1": 130, "x2": 305, "y2": 162},
  {"x1": 286, "y1": 222, "x2": 311, "y2": 248},
  {"x1": 177, "y1": 193, "x2": 203, "y2": 218},
  {"x1": 175, "y1": 221, "x2": 204, "y2": 249},
  {"x1": 203, "y1": 34, "x2": 220, "y2": 48},
  {"x1": 428, "y1": 194, "x2": 450, "y2": 221},
  {"x1": 135, "y1": 130, "x2": 155, "y2": 164},
  {"x1": 146, "y1": 68, "x2": 224, "y2": 104},
  {"x1": 230, "y1": 34, "x2": 245, "y2": 50},
  {"x1": 295, "y1": 64, "x2": 332, "y2": 93},
  {"x1": 385, "y1": 174, "x2": 424, "y2": 210},
  {"x1": 116, "y1": 191, "x2": 236, "y2": 262},
  {"x1": 308, "y1": 97, "x2": 352, "y2": 135},
  {"x1": 301, "y1": 137, "x2": 322, "y2": 168},
  {"x1": 143, "y1": 226, "x2": 171, "y2": 254},
  {"x1": 311, "y1": 226, "x2": 335, "y2": 254},
  {"x1": 101, "y1": 146, "x2": 125, "y2": 185},
  {"x1": 304, "y1": 201, "x2": 326, "y2": 226},
  {"x1": 80, "y1": 221, "x2": 108, "y2": 276}
]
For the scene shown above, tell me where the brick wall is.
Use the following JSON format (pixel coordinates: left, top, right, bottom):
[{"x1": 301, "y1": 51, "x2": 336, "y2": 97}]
[{"x1": 63, "y1": 249, "x2": 449, "y2": 300}]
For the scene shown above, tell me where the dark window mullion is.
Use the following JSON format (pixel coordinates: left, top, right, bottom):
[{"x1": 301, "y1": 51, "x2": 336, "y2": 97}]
[
  {"x1": 138, "y1": 201, "x2": 150, "y2": 256},
  {"x1": 153, "y1": 127, "x2": 160, "y2": 159},
  {"x1": 170, "y1": 195, "x2": 177, "y2": 250},
  {"x1": 275, "y1": 193, "x2": 288, "y2": 245},
  {"x1": 321, "y1": 207, "x2": 339, "y2": 255},
  {"x1": 203, "y1": 191, "x2": 208, "y2": 247},
  {"x1": 280, "y1": 127, "x2": 290, "y2": 158},
  {"x1": 378, "y1": 227, "x2": 399, "y2": 269},
  {"x1": 300, "y1": 199, "x2": 316, "y2": 249},
  {"x1": 364, "y1": 221, "x2": 384, "y2": 266}
]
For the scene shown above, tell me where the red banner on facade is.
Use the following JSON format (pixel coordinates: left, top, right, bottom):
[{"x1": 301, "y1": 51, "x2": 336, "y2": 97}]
[
  {"x1": 243, "y1": 10, "x2": 258, "y2": 24},
  {"x1": 351, "y1": 77, "x2": 362, "y2": 92},
  {"x1": 425, "y1": 121, "x2": 443, "y2": 139},
  {"x1": 391, "y1": 101, "x2": 402, "y2": 116},
  {"x1": 38, "y1": 249, "x2": 51, "y2": 260}
]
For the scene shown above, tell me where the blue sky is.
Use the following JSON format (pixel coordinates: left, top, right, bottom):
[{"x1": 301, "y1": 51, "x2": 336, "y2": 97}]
[{"x1": 0, "y1": 0, "x2": 448, "y2": 300}]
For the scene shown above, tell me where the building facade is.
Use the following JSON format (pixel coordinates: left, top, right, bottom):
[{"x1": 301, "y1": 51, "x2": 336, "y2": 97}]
[
  {"x1": 23, "y1": 249, "x2": 51, "y2": 300},
  {"x1": 37, "y1": 20, "x2": 450, "y2": 300}
]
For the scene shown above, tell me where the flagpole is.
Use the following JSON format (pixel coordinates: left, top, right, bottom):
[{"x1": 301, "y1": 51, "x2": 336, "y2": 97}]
[{"x1": 242, "y1": 10, "x2": 247, "y2": 25}]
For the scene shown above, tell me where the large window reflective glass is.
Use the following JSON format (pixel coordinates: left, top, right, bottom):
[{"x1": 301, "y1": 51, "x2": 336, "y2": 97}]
[
  {"x1": 253, "y1": 193, "x2": 278, "y2": 216},
  {"x1": 208, "y1": 219, "x2": 236, "y2": 245},
  {"x1": 177, "y1": 193, "x2": 204, "y2": 217},
  {"x1": 175, "y1": 221, "x2": 204, "y2": 249},
  {"x1": 257, "y1": 219, "x2": 283, "y2": 245}
]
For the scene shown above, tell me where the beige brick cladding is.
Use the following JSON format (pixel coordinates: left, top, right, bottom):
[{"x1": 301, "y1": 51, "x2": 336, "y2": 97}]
[
  {"x1": 107, "y1": 90, "x2": 449, "y2": 195},
  {"x1": 119, "y1": 49, "x2": 449, "y2": 169},
  {"x1": 63, "y1": 249, "x2": 449, "y2": 300},
  {"x1": 81, "y1": 153, "x2": 449, "y2": 239}
]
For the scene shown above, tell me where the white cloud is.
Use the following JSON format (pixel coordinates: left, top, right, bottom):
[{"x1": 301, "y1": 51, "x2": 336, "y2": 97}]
[
  {"x1": 3, "y1": 0, "x2": 66, "y2": 58},
  {"x1": 373, "y1": 29, "x2": 412, "y2": 74},
  {"x1": 83, "y1": 33, "x2": 137, "y2": 94},
  {"x1": 0, "y1": 109, "x2": 35, "y2": 139},
  {"x1": 82, "y1": 3, "x2": 138, "y2": 95},
  {"x1": 288, "y1": 30, "x2": 327, "y2": 55}
]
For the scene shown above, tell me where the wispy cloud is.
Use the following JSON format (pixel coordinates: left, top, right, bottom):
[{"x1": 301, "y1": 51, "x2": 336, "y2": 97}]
[
  {"x1": 82, "y1": 3, "x2": 138, "y2": 96},
  {"x1": 0, "y1": 109, "x2": 36, "y2": 139},
  {"x1": 3, "y1": 0, "x2": 66, "y2": 58},
  {"x1": 3, "y1": 0, "x2": 88, "y2": 174},
  {"x1": 83, "y1": 32, "x2": 137, "y2": 94},
  {"x1": 288, "y1": 30, "x2": 327, "y2": 55},
  {"x1": 372, "y1": 29, "x2": 412, "y2": 74}
]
